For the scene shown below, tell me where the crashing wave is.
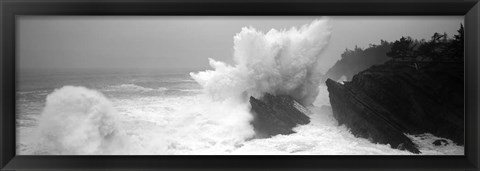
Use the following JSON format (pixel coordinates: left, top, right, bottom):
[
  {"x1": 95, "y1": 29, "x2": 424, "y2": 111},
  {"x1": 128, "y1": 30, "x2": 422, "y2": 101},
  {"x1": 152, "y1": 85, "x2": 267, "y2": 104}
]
[
  {"x1": 34, "y1": 86, "x2": 125, "y2": 155},
  {"x1": 191, "y1": 18, "x2": 332, "y2": 106}
]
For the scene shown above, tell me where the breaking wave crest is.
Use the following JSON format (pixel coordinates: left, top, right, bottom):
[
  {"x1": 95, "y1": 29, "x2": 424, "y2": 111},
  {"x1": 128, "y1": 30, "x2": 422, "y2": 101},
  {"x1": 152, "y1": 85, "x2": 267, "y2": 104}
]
[
  {"x1": 106, "y1": 84, "x2": 168, "y2": 92},
  {"x1": 191, "y1": 18, "x2": 332, "y2": 105}
]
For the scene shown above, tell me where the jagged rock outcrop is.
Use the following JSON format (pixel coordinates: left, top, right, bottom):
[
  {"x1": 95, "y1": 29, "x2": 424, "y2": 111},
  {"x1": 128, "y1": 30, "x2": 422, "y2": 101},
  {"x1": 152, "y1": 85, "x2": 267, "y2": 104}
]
[
  {"x1": 250, "y1": 93, "x2": 310, "y2": 138},
  {"x1": 326, "y1": 61, "x2": 464, "y2": 154}
]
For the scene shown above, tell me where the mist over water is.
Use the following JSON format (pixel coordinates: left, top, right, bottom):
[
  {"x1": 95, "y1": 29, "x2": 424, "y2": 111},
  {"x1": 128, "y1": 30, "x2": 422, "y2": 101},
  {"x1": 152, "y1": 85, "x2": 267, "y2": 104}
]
[{"x1": 16, "y1": 19, "x2": 464, "y2": 155}]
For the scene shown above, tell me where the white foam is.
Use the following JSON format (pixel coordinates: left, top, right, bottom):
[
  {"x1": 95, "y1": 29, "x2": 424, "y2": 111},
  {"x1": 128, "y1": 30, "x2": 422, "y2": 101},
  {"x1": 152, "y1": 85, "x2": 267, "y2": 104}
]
[
  {"x1": 406, "y1": 133, "x2": 464, "y2": 155},
  {"x1": 106, "y1": 94, "x2": 255, "y2": 154}
]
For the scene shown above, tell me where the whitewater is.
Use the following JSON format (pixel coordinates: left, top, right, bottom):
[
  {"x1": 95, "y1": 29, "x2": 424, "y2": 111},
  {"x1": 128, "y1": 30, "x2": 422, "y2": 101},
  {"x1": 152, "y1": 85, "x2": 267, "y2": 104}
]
[{"x1": 16, "y1": 19, "x2": 464, "y2": 155}]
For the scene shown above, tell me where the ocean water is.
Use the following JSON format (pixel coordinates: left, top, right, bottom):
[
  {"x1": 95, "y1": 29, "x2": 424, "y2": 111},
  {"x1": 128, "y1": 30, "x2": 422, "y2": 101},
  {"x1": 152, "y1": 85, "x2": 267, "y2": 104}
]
[{"x1": 16, "y1": 69, "x2": 464, "y2": 155}]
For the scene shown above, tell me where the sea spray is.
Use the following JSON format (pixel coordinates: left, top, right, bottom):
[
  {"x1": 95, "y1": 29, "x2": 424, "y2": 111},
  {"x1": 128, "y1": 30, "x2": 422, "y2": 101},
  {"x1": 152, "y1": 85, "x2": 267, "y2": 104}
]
[
  {"x1": 34, "y1": 86, "x2": 124, "y2": 154},
  {"x1": 185, "y1": 18, "x2": 333, "y2": 151},
  {"x1": 191, "y1": 18, "x2": 332, "y2": 106}
]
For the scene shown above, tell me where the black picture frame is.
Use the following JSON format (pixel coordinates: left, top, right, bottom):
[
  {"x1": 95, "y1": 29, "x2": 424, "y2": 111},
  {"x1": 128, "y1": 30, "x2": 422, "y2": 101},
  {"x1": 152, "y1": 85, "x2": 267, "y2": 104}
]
[{"x1": 1, "y1": 0, "x2": 479, "y2": 170}]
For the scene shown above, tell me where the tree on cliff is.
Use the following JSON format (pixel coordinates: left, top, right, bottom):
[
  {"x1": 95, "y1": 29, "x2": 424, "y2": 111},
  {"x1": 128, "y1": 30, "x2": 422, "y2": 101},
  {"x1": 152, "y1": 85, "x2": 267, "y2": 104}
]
[
  {"x1": 324, "y1": 40, "x2": 392, "y2": 82},
  {"x1": 447, "y1": 24, "x2": 464, "y2": 59},
  {"x1": 415, "y1": 31, "x2": 453, "y2": 61},
  {"x1": 416, "y1": 27, "x2": 464, "y2": 61},
  {"x1": 386, "y1": 36, "x2": 417, "y2": 61},
  {"x1": 326, "y1": 23, "x2": 464, "y2": 81}
]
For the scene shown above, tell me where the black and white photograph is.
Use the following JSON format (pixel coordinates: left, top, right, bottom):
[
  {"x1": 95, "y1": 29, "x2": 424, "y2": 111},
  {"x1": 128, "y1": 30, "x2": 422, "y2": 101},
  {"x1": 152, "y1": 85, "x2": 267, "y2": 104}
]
[{"x1": 16, "y1": 16, "x2": 464, "y2": 155}]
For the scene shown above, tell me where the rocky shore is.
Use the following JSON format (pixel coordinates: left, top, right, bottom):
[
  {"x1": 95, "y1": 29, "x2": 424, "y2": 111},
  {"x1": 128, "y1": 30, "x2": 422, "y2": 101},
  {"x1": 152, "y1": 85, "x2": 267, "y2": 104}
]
[{"x1": 326, "y1": 61, "x2": 464, "y2": 153}]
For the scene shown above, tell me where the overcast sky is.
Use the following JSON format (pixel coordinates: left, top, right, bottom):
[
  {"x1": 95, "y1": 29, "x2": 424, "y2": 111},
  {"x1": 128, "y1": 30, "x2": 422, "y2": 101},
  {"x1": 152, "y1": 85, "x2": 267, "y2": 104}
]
[{"x1": 17, "y1": 16, "x2": 463, "y2": 72}]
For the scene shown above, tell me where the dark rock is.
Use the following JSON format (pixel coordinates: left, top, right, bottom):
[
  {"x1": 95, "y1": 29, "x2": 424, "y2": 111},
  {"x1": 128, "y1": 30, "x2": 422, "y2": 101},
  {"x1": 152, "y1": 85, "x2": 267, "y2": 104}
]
[
  {"x1": 250, "y1": 93, "x2": 310, "y2": 138},
  {"x1": 326, "y1": 79, "x2": 420, "y2": 154},
  {"x1": 325, "y1": 61, "x2": 464, "y2": 154},
  {"x1": 433, "y1": 139, "x2": 449, "y2": 146}
]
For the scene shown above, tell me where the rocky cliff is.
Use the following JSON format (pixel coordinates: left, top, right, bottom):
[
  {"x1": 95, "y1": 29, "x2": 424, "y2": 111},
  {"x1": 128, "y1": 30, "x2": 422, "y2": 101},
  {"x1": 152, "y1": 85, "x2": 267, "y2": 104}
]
[
  {"x1": 326, "y1": 61, "x2": 464, "y2": 154},
  {"x1": 250, "y1": 94, "x2": 311, "y2": 138}
]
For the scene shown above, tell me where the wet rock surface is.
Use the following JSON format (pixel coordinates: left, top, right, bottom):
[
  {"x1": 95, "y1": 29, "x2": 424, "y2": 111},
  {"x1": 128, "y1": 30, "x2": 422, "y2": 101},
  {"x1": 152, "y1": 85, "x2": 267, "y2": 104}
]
[{"x1": 250, "y1": 93, "x2": 310, "y2": 138}]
